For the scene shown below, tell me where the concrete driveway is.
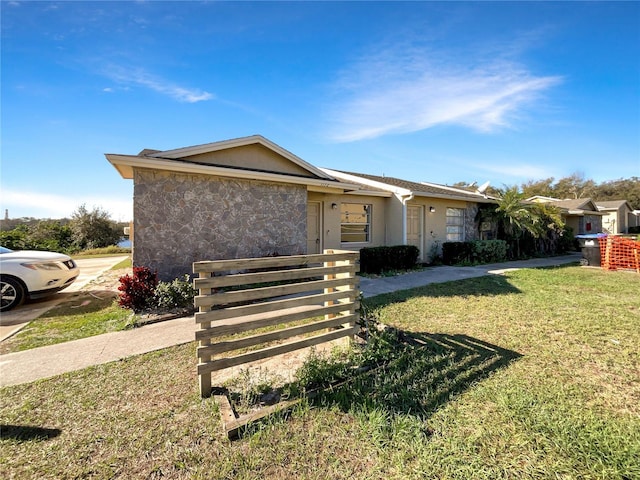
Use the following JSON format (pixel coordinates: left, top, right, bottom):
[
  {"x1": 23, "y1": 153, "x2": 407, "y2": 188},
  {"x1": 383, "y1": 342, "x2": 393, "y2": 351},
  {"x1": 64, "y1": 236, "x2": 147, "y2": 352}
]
[{"x1": 0, "y1": 255, "x2": 129, "y2": 341}]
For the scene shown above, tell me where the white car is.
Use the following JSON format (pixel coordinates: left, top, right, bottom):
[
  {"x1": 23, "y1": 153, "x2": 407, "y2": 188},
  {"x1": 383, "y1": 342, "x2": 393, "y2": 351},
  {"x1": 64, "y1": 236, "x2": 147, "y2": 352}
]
[{"x1": 0, "y1": 246, "x2": 80, "y2": 312}]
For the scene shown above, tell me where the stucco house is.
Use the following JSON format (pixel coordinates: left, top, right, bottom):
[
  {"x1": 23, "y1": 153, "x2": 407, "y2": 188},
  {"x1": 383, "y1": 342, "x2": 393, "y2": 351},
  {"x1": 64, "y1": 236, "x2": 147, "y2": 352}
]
[
  {"x1": 527, "y1": 196, "x2": 604, "y2": 235},
  {"x1": 596, "y1": 200, "x2": 635, "y2": 234},
  {"x1": 106, "y1": 135, "x2": 493, "y2": 279}
]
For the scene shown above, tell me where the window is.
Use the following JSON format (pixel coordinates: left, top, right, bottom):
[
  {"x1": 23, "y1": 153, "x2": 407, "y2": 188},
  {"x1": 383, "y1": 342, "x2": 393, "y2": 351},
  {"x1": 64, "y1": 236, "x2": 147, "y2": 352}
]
[
  {"x1": 446, "y1": 208, "x2": 465, "y2": 242},
  {"x1": 341, "y1": 203, "x2": 371, "y2": 243}
]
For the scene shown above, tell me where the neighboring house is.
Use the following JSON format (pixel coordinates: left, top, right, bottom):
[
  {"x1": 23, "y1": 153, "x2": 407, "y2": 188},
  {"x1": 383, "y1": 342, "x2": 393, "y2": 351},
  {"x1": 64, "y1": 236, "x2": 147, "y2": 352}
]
[
  {"x1": 527, "y1": 196, "x2": 604, "y2": 235},
  {"x1": 106, "y1": 135, "x2": 493, "y2": 279},
  {"x1": 596, "y1": 200, "x2": 635, "y2": 234},
  {"x1": 632, "y1": 211, "x2": 640, "y2": 230}
]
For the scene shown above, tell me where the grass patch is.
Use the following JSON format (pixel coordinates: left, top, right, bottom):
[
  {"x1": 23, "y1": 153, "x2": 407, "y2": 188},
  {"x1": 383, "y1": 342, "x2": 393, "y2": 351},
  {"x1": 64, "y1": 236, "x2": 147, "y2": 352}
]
[
  {"x1": 1, "y1": 266, "x2": 639, "y2": 478},
  {"x1": 110, "y1": 256, "x2": 131, "y2": 270},
  {"x1": 0, "y1": 293, "x2": 134, "y2": 353},
  {"x1": 72, "y1": 246, "x2": 131, "y2": 258}
]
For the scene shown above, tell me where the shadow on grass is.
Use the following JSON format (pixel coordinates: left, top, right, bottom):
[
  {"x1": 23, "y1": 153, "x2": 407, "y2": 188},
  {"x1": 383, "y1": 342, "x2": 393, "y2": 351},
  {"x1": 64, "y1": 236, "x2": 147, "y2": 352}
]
[
  {"x1": 38, "y1": 290, "x2": 118, "y2": 318},
  {"x1": 312, "y1": 331, "x2": 522, "y2": 423},
  {"x1": 364, "y1": 274, "x2": 522, "y2": 310},
  {"x1": 0, "y1": 424, "x2": 62, "y2": 442}
]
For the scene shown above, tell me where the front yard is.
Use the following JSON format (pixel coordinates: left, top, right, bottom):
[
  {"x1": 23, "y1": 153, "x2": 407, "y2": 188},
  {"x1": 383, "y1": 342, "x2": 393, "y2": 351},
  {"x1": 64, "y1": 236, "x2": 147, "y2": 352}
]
[{"x1": 1, "y1": 266, "x2": 639, "y2": 479}]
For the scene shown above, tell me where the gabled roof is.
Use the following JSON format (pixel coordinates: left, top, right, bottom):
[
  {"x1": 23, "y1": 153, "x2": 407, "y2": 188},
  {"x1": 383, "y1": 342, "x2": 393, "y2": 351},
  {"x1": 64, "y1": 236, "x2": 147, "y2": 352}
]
[
  {"x1": 144, "y1": 135, "x2": 330, "y2": 179},
  {"x1": 550, "y1": 198, "x2": 597, "y2": 210},
  {"x1": 540, "y1": 198, "x2": 605, "y2": 216},
  {"x1": 106, "y1": 135, "x2": 360, "y2": 192},
  {"x1": 320, "y1": 169, "x2": 495, "y2": 203},
  {"x1": 596, "y1": 199, "x2": 633, "y2": 211}
]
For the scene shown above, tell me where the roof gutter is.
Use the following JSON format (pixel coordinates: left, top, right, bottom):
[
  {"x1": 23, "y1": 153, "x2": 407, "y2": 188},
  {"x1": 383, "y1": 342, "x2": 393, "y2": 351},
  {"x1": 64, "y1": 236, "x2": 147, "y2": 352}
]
[{"x1": 398, "y1": 193, "x2": 415, "y2": 245}]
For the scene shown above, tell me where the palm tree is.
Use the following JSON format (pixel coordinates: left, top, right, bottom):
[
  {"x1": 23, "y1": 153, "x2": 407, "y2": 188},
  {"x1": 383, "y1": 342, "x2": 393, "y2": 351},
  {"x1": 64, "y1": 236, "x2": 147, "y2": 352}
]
[{"x1": 492, "y1": 187, "x2": 547, "y2": 258}]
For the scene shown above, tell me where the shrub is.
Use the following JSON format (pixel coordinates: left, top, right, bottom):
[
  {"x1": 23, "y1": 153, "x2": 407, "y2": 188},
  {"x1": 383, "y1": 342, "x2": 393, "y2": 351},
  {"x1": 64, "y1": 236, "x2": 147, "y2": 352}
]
[
  {"x1": 442, "y1": 240, "x2": 508, "y2": 265},
  {"x1": 154, "y1": 275, "x2": 196, "y2": 310},
  {"x1": 117, "y1": 266, "x2": 158, "y2": 312},
  {"x1": 359, "y1": 245, "x2": 420, "y2": 274},
  {"x1": 556, "y1": 225, "x2": 578, "y2": 253},
  {"x1": 442, "y1": 242, "x2": 472, "y2": 265}
]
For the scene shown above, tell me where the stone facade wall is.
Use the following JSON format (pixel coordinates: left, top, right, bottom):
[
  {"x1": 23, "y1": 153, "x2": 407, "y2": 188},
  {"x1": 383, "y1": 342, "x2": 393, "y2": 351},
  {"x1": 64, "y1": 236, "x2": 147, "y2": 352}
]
[
  {"x1": 133, "y1": 168, "x2": 307, "y2": 280},
  {"x1": 583, "y1": 214, "x2": 603, "y2": 234},
  {"x1": 464, "y1": 203, "x2": 479, "y2": 241}
]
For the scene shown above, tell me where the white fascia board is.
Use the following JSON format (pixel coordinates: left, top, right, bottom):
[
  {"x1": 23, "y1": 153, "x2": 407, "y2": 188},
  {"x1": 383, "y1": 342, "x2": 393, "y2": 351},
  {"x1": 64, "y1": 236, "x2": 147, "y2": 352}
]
[
  {"x1": 419, "y1": 181, "x2": 490, "y2": 199},
  {"x1": 526, "y1": 195, "x2": 561, "y2": 202},
  {"x1": 146, "y1": 135, "x2": 334, "y2": 181},
  {"x1": 320, "y1": 168, "x2": 412, "y2": 197},
  {"x1": 105, "y1": 154, "x2": 361, "y2": 191}
]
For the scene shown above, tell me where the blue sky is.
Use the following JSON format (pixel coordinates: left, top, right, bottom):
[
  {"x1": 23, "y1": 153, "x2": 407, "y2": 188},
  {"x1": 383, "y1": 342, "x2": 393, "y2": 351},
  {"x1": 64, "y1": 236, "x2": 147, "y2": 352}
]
[{"x1": 1, "y1": 1, "x2": 639, "y2": 221}]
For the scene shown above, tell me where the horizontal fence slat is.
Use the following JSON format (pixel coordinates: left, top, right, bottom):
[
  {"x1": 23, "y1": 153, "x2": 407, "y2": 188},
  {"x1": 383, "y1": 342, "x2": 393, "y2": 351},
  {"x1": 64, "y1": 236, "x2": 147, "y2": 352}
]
[
  {"x1": 195, "y1": 263, "x2": 355, "y2": 289},
  {"x1": 195, "y1": 291, "x2": 355, "y2": 324},
  {"x1": 198, "y1": 314, "x2": 358, "y2": 357},
  {"x1": 195, "y1": 302, "x2": 358, "y2": 340},
  {"x1": 193, "y1": 252, "x2": 358, "y2": 273},
  {"x1": 194, "y1": 276, "x2": 358, "y2": 307},
  {"x1": 198, "y1": 326, "x2": 357, "y2": 374},
  {"x1": 195, "y1": 288, "x2": 357, "y2": 323}
]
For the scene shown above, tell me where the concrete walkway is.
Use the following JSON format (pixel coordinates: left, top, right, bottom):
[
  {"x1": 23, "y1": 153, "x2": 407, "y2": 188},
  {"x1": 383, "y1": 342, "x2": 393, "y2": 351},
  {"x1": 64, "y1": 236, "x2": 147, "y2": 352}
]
[{"x1": 0, "y1": 253, "x2": 581, "y2": 388}]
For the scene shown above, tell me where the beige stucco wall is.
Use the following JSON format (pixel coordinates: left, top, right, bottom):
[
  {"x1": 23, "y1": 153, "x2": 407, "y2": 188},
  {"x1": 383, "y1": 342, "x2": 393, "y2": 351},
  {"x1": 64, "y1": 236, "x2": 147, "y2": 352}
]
[
  {"x1": 133, "y1": 168, "x2": 306, "y2": 280},
  {"x1": 406, "y1": 198, "x2": 479, "y2": 261},
  {"x1": 602, "y1": 211, "x2": 618, "y2": 234},
  {"x1": 183, "y1": 144, "x2": 314, "y2": 177},
  {"x1": 308, "y1": 192, "x2": 480, "y2": 261},
  {"x1": 307, "y1": 192, "x2": 389, "y2": 252},
  {"x1": 602, "y1": 206, "x2": 631, "y2": 234}
]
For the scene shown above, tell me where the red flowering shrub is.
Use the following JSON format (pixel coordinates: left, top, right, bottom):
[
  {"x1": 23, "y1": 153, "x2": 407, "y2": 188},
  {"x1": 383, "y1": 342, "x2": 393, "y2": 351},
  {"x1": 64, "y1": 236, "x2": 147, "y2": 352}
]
[{"x1": 118, "y1": 266, "x2": 158, "y2": 312}]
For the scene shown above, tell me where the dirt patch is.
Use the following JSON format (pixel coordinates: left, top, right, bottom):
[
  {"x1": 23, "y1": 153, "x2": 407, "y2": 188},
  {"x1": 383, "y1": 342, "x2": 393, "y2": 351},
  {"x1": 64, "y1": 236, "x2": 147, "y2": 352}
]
[{"x1": 87, "y1": 267, "x2": 132, "y2": 293}]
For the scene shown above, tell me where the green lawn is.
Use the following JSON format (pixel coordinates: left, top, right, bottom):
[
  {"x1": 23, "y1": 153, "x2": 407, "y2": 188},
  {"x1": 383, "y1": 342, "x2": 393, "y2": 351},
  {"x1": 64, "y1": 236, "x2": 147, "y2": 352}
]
[
  {"x1": 0, "y1": 257, "x2": 133, "y2": 354},
  {"x1": 1, "y1": 266, "x2": 638, "y2": 479}
]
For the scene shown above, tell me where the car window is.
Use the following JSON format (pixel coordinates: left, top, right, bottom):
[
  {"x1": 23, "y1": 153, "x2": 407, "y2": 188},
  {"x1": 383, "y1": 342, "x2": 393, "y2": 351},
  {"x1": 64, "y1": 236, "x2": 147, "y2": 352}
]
[{"x1": 0, "y1": 246, "x2": 13, "y2": 254}]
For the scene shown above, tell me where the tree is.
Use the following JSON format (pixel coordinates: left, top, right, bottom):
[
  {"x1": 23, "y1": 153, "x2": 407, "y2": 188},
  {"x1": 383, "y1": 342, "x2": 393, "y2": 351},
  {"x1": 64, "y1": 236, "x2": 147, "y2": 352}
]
[
  {"x1": 553, "y1": 172, "x2": 596, "y2": 199},
  {"x1": 520, "y1": 177, "x2": 555, "y2": 199},
  {"x1": 25, "y1": 220, "x2": 73, "y2": 252},
  {"x1": 593, "y1": 177, "x2": 640, "y2": 210},
  {"x1": 485, "y1": 186, "x2": 565, "y2": 259},
  {"x1": 69, "y1": 205, "x2": 121, "y2": 250}
]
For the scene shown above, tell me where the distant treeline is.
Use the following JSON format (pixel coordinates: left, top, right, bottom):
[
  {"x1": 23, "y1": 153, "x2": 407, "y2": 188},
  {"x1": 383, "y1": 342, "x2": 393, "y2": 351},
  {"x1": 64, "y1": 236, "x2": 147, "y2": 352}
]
[
  {"x1": 0, "y1": 205, "x2": 128, "y2": 254},
  {"x1": 454, "y1": 174, "x2": 640, "y2": 210}
]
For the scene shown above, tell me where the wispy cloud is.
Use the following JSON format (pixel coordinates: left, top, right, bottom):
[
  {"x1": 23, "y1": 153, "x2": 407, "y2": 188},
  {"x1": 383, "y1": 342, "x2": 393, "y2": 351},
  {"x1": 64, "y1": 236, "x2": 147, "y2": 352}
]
[
  {"x1": 1, "y1": 189, "x2": 132, "y2": 221},
  {"x1": 326, "y1": 43, "x2": 562, "y2": 142},
  {"x1": 105, "y1": 66, "x2": 214, "y2": 103}
]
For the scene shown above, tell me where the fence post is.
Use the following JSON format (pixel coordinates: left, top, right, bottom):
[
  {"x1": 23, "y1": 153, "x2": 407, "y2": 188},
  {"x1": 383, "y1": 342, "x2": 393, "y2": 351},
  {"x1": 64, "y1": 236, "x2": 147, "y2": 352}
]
[
  {"x1": 198, "y1": 271, "x2": 213, "y2": 397},
  {"x1": 323, "y1": 249, "x2": 336, "y2": 324}
]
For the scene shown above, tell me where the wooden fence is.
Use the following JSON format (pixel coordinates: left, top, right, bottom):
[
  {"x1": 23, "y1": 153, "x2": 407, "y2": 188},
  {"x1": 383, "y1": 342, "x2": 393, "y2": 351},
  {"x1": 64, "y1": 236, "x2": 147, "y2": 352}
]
[{"x1": 193, "y1": 249, "x2": 360, "y2": 398}]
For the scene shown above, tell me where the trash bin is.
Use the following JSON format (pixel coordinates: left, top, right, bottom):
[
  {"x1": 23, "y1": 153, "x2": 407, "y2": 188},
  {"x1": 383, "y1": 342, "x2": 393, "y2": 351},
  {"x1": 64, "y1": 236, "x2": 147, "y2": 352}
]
[{"x1": 576, "y1": 234, "x2": 606, "y2": 266}]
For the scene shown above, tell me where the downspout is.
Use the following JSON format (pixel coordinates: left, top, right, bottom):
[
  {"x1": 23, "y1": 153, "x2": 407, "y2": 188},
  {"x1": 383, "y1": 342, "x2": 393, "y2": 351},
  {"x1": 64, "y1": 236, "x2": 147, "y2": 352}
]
[{"x1": 399, "y1": 193, "x2": 414, "y2": 245}]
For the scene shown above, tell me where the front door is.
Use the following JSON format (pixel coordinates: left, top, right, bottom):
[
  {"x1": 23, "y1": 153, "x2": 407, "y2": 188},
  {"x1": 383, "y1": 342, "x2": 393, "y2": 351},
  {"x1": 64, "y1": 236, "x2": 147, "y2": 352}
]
[
  {"x1": 406, "y1": 205, "x2": 423, "y2": 261},
  {"x1": 307, "y1": 202, "x2": 321, "y2": 254}
]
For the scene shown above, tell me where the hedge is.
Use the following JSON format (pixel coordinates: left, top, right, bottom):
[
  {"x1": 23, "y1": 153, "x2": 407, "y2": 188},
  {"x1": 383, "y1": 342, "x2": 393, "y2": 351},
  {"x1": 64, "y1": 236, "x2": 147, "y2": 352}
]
[
  {"x1": 359, "y1": 245, "x2": 420, "y2": 274},
  {"x1": 442, "y1": 240, "x2": 508, "y2": 265}
]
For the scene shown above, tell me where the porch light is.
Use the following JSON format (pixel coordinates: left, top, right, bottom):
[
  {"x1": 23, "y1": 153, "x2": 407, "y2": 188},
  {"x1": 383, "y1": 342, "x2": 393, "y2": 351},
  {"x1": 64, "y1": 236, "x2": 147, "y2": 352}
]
[
  {"x1": 331, "y1": 203, "x2": 338, "y2": 210},
  {"x1": 429, "y1": 206, "x2": 436, "y2": 213}
]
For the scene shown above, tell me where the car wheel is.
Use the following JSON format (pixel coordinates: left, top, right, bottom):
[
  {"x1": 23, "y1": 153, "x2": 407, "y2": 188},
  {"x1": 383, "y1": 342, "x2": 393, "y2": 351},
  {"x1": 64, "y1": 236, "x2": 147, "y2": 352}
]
[{"x1": 0, "y1": 276, "x2": 25, "y2": 312}]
